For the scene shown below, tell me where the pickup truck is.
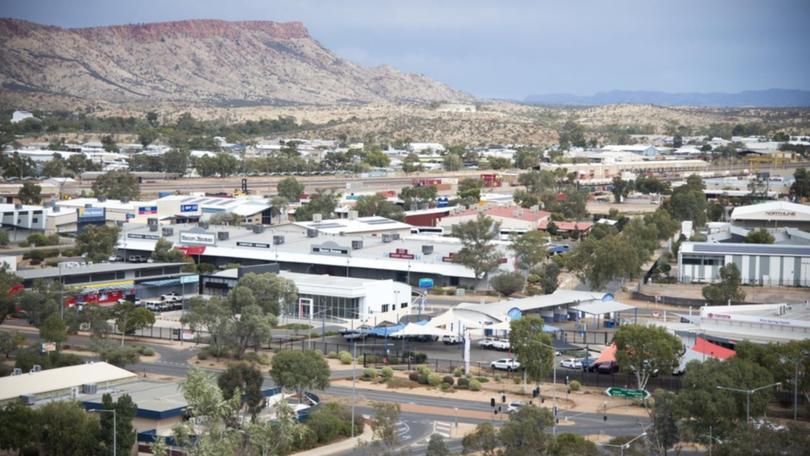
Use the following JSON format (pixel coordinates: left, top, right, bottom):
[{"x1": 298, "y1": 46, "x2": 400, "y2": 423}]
[
  {"x1": 491, "y1": 339, "x2": 511, "y2": 351},
  {"x1": 160, "y1": 293, "x2": 182, "y2": 303},
  {"x1": 442, "y1": 335, "x2": 463, "y2": 345},
  {"x1": 490, "y1": 358, "x2": 521, "y2": 371}
]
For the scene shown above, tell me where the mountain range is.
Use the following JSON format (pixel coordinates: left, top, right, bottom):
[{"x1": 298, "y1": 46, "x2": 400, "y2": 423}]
[
  {"x1": 523, "y1": 89, "x2": 810, "y2": 107},
  {"x1": 0, "y1": 18, "x2": 471, "y2": 106}
]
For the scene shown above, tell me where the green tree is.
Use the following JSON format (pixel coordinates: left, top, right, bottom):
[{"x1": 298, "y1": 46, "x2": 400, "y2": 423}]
[
  {"x1": 426, "y1": 433, "x2": 450, "y2": 456},
  {"x1": 443, "y1": 153, "x2": 463, "y2": 171},
  {"x1": 227, "y1": 284, "x2": 257, "y2": 314},
  {"x1": 714, "y1": 422, "x2": 810, "y2": 456},
  {"x1": 498, "y1": 405, "x2": 554, "y2": 456},
  {"x1": 138, "y1": 128, "x2": 158, "y2": 148},
  {"x1": 0, "y1": 229, "x2": 9, "y2": 246},
  {"x1": 647, "y1": 390, "x2": 680, "y2": 456},
  {"x1": 402, "y1": 152, "x2": 422, "y2": 173},
  {"x1": 305, "y1": 402, "x2": 359, "y2": 444},
  {"x1": 370, "y1": 402, "x2": 401, "y2": 452},
  {"x1": 230, "y1": 304, "x2": 275, "y2": 359},
  {"x1": 643, "y1": 208, "x2": 680, "y2": 241},
  {"x1": 17, "y1": 279, "x2": 62, "y2": 327},
  {"x1": 487, "y1": 157, "x2": 512, "y2": 170},
  {"x1": 514, "y1": 149, "x2": 540, "y2": 170},
  {"x1": 509, "y1": 316, "x2": 554, "y2": 387},
  {"x1": 270, "y1": 350, "x2": 330, "y2": 393},
  {"x1": 558, "y1": 120, "x2": 586, "y2": 150},
  {"x1": 0, "y1": 330, "x2": 25, "y2": 358},
  {"x1": 40, "y1": 313, "x2": 68, "y2": 350},
  {"x1": 676, "y1": 358, "x2": 774, "y2": 439},
  {"x1": 218, "y1": 362, "x2": 265, "y2": 421},
  {"x1": 0, "y1": 400, "x2": 37, "y2": 453},
  {"x1": 277, "y1": 176, "x2": 305, "y2": 202},
  {"x1": 613, "y1": 324, "x2": 683, "y2": 390},
  {"x1": 526, "y1": 263, "x2": 560, "y2": 295},
  {"x1": 550, "y1": 433, "x2": 598, "y2": 456},
  {"x1": 67, "y1": 154, "x2": 100, "y2": 174},
  {"x1": 635, "y1": 176, "x2": 671, "y2": 195},
  {"x1": 164, "y1": 149, "x2": 190, "y2": 174},
  {"x1": 457, "y1": 178, "x2": 483, "y2": 206},
  {"x1": 112, "y1": 300, "x2": 155, "y2": 345},
  {"x1": 234, "y1": 272, "x2": 297, "y2": 316},
  {"x1": 353, "y1": 194, "x2": 404, "y2": 220},
  {"x1": 174, "y1": 367, "x2": 242, "y2": 455},
  {"x1": 663, "y1": 174, "x2": 707, "y2": 226},
  {"x1": 36, "y1": 401, "x2": 102, "y2": 456},
  {"x1": 707, "y1": 202, "x2": 725, "y2": 222},
  {"x1": 293, "y1": 188, "x2": 339, "y2": 221},
  {"x1": 701, "y1": 263, "x2": 745, "y2": 305},
  {"x1": 75, "y1": 224, "x2": 121, "y2": 263},
  {"x1": 451, "y1": 214, "x2": 502, "y2": 280},
  {"x1": 151, "y1": 238, "x2": 187, "y2": 263},
  {"x1": 790, "y1": 167, "x2": 810, "y2": 199},
  {"x1": 511, "y1": 231, "x2": 549, "y2": 271},
  {"x1": 101, "y1": 135, "x2": 119, "y2": 152},
  {"x1": 610, "y1": 176, "x2": 631, "y2": 203},
  {"x1": 399, "y1": 185, "x2": 437, "y2": 210},
  {"x1": 490, "y1": 272, "x2": 525, "y2": 297},
  {"x1": 565, "y1": 235, "x2": 641, "y2": 289},
  {"x1": 42, "y1": 155, "x2": 66, "y2": 177},
  {"x1": 246, "y1": 399, "x2": 307, "y2": 456},
  {"x1": 182, "y1": 296, "x2": 234, "y2": 357},
  {"x1": 100, "y1": 393, "x2": 137, "y2": 456},
  {"x1": 744, "y1": 228, "x2": 774, "y2": 244},
  {"x1": 17, "y1": 182, "x2": 42, "y2": 204},
  {"x1": 462, "y1": 422, "x2": 498, "y2": 456},
  {"x1": 91, "y1": 170, "x2": 140, "y2": 200}
]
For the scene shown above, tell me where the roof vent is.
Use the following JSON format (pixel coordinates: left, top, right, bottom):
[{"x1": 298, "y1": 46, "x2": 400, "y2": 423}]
[
  {"x1": 53, "y1": 206, "x2": 60, "y2": 213},
  {"x1": 14, "y1": 203, "x2": 22, "y2": 210},
  {"x1": 149, "y1": 224, "x2": 158, "y2": 232},
  {"x1": 422, "y1": 245, "x2": 434, "y2": 255},
  {"x1": 273, "y1": 235, "x2": 285, "y2": 245},
  {"x1": 198, "y1": 222, "x2": 209, "y2": 230},
  {"x1": 307, "y1": 228, "x2": 318, "y2": 238},
  {"x1": 97, "y1": 196, "x2": 107, "y2": 202}
]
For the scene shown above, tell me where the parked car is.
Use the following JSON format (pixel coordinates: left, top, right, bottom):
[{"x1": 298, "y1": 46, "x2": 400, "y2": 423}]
[
  {"x1": 491, "y1": 339, "x2": 511, "y2": 351},
  {"x1": 478, "y1": 338, "x2": 496, "y2": 349},
  {"x1": 597, "y1": 361, "x2": 619, "y2": 374},
  {"x1": 490, "y1": 358, "x2": 521, "y2": 371},
  {"x1": 442, "y1": 335, "x2": 463, "y2": 345},
  {"x1": 160, "y1": 293, "x2": 181, "y2": 303},
  {"x1": 581, "y1": 358, "x2": 596, "y2": 371},
  {"x1": 128, "y1": 255, "x2": 145, "y2": 263},
  {"x1": 560, "y1": 358, "x2": 583, "y2": 369}
]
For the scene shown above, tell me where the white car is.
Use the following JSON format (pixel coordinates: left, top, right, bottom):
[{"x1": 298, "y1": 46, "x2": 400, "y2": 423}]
[
  {"x1": 491, "y1": 339, "x2": 511, "y2": 351},
  {"x1": 442, "y1": 335, "x2": 463, "y2": 345},
  {"x1": 478, "y1": 338, "x2": 496, "y2": 349},
  {"x1": 490, "y1": 358, "x2": 521, "y2": 371},
  {"x1": 560, "y1": 358, "x2": 583, "y2": 369},
  {"x1": 161, "y1": 293, "x2": 181, "y2": 303},
  {"x1": 507, "y1": 401, "x2": 524, "y2": 414}
]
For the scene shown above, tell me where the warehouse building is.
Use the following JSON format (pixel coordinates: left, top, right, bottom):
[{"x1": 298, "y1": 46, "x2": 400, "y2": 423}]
[
  {"x1": 729, "y1": 201, "x2": 810, "y2": 230},
  {"x1": 678, "y1": 242, "x2": 810, "y2": 287},
  {"x1": 0, "y1": 362, "x2": 136, "y2": 405}
]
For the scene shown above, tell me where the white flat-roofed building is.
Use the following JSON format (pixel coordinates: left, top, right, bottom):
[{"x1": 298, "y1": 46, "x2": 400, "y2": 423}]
[
  {"x1": 119, "y1": 223, "x2": 513, "y2": 289},
  {"x1": 540, "y1": 159, "x2": 709, "y2": 182},
  {"x1": 678, "y1": 241, "x2": 810, "y2": 287},
  {"x1": 293, "y1": 215, "x2": 413, "y2": 237},
  {"x1": 0, "y1": 362, "x2": 137, "y2": 404},
  {"x1": 729, "y1": 201, "x2": 810, "y2": 230}
]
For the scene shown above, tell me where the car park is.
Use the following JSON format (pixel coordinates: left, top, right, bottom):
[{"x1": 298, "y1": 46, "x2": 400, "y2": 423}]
[
  {"x1": 560, "y1": 358, "x2": 583, "y2": 369},
  {"x1": 490, "y1": 358, "x2": 521, "y2": 371}
]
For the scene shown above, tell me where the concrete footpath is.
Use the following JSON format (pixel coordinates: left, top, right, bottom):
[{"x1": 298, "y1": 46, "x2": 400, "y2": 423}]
[{"x1": 291, "y1": 423, "x2": 373, "y2": 456}]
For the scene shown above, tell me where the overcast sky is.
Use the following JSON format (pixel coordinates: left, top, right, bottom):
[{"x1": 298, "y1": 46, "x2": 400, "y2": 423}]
[{"x1": 4, "y1": 0, "x2": 810, "y2": 99}]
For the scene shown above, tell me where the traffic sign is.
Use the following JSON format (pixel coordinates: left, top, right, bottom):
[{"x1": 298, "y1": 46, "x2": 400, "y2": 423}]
[{"x1": 604, "y1": 387, "x2": 650, "y2": 399}]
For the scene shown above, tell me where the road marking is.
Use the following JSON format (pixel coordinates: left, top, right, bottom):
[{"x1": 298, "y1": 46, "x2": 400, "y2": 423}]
[{"x1": 433, "y1": 420, "x2": 453, "y2": 438}]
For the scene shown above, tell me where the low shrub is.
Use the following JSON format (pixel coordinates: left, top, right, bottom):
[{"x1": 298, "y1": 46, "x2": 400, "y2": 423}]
[
  {"x1": 137, "y1": 346, "x2": 155, "y2": 356},
  {"x1": 381, "y1": 366, "x2": 394, "y2": 380},
  {"x1": 453, "y1": 367, "x2": 464, "y2": 377},
  {"x1": 361, "y1": 368, "x2": 377, "y2": 381},
  {"x1": 408, "y1": 371, "x2": 421, "y2": 382},
  {"x1": 477, "y1": 376, "x2": 490, "y2": 383},
  {"x1": 440, "y1": 382, "x2": 453, "y2": 392},
  {"x1": 403, "y1": 351, "x2": 428, "y2": 364},
  {"x1": 442, "y1": 375, "x2": 454, "y2": 386},
  {"x1": 338, "y1": 351, "x2": 352, "y2": 365},
  {"x1": 513, "y1": 377, "x2": 521, "y2": 384},
  {"x1": 427, "y1": 373, "x2": 442, "y2": 387},
  {"x1": 469, "y1": 379, "x2": 482, "y2": 391},
  {"x1": 243, "y1": 351, "x2": 270, "y2": 365},
  {"x1": 569, "y1": 380, "x2": 581, "y2": 392},
  {"x1": 494, "y1": 374, "x2": 502, "y2": 382},
  {"x1": 197, "y1": 347, "x2": 210, "y2": 360},
  {"x1": 416, "y1": 365, "x2": 432, "y2": 377},
  {"x1": 326, "y1": 351, "x2": 337, "y2": 359},
  {"x1": 456, "y1": 377, "x2": 470, "y2": 389}
]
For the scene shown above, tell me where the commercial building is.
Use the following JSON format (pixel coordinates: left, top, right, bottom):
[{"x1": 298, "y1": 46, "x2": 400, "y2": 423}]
[
  {"x1": 14, "y1": 262, "x2": 192, "y2": 306},
  {"x1": 293, "y1": 215, "x2": 413, "y2": 237},
  {"x1": 118, "y1": 223, "x2": 513, "y2": 289},
  {"x1": 729, "y1": 201, "x2": 810, "y2": 230},
  {"x1": 540, "y1": 159, "x2": 708, "y2": 184},
  {"x1": 437, "y1": 206, "x2": 550, "y2": 239},
  {"x1": 678, "y1": 242, "x2": 810, "y2": 287},
  {"x1": 0, "y1": 362, "x2": 137, "y2": 404},
  {"x1": 201, "y1": 267, "x2": 412, "y2": 321}
]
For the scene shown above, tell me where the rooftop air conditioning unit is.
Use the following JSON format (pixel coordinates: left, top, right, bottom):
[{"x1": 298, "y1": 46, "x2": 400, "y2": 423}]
[
  {"x1": 313, "y1": 213, "x2": 323, "y2": 223},
  {"x1": 382, "y1": 234, "x2": 392, "y2": 243},
  {"x1": 273, "y1": 235, "x2": 285, "y2": 245},
  {"x1": 71, "y1": 386, "x2": 79, "y2": 399},
  {"x1": 116, "y1": 221, "x2": 124, "y2": 227},
  {"x1": 422, "y1": 245, "x2": 434, "y2": 255},
  {"x1": 162, "y1": 227, "x2": 174, "y2": 236},
  {"x1": 251, "y1": 225, "x2": 264, "y2": 234},
  {"x1": 121, "y1": 197, "x2": 130, "y2": 203},
  {"x1": 352, "y1": 240, "x2": 363, "y2": 250},
  {"x1": 11, "y1": 368, "x2": 21, "y2": 376},
  {"x1": 53, "y1": 206, "x2": 60, "y2": 213},
  {"x1": 97, "y1": 196, "x2": 107, "y2": 202},
  {"x1": 349, "y1": 210, "x2": 359, "y2": 220},
  {"x1": 149, "y1": 224, "x2": 158, "y2": 232},
  {"x1": 31, "y1": 365, "x2": 42, "y2": 373},
  {"x1": 20, "y1": 395, "x2": 36, "y2": 405},
  {"x1": 82, "y1": 384, "x2": 98, "y2": 394},
  {"x1": 218, "y1": 231, "x2": 230, "y2": 240},
  {"x1": 307, "y1": 229, "x2": 318, "y2": 238},
  {"x1": 14, "y1": 203, "x2": 22, "y2": 209}
]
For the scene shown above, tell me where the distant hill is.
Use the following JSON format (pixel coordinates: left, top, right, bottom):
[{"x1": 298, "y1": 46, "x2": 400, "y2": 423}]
[
  {"x1": 0, "y1": 18, "x2": 472, "y2": 106},
  {"x1": 523, "y1": 89, "x2": 810, "y2": 107}
]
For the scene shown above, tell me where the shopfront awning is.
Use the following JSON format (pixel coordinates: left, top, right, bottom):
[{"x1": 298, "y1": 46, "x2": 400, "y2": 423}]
[
  {"x1": 391, "y1": 322, "x2": 452, "y2": 338},
  {"x1": 573, "y1": 301, "x2": 635, "y2": 316}
]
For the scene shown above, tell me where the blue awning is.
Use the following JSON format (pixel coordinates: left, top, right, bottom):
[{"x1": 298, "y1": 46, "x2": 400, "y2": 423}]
[{"x1": 139, "y1": 278, "x2": 182, "y2": 287}]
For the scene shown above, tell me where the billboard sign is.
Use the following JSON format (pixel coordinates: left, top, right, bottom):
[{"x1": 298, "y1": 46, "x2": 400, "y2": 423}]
[
  {"x1": 77, "y1": 207, "x2": 106, "y2": 222},
  {"x1": 138, "y1": 206, "x2": 158, "y2": 215},
  {"x1": 179, "y1": 231, "x2": 216, "y2": 246},
  {"x1": 180, "y1": 204, "x2": 199, "y2": 212}
]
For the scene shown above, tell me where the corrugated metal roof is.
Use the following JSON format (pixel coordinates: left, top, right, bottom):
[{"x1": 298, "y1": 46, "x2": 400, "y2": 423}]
[
  {"x1": 0, "y1": 362, "x2": 136, "y2": 402},
  {"x1": 692, "y1": 242, "x2": 810, "y2": 256},
  {"x1": 15, "y1": 262, "x2": 184, "y2": 280}
]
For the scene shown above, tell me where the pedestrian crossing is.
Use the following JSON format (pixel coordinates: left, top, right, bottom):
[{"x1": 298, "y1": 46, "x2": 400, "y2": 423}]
[{"x1": 432, "y1": 421, "x2": 453, "y2": 439}]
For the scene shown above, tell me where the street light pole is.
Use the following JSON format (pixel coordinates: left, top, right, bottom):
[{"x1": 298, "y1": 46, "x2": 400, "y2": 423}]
[
  {"x1": 717, "y1": 382, "x2": 781, "y2": 423},
  {"x1": 89, "y1": 408, "x2": 116, "y2": 456}
]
